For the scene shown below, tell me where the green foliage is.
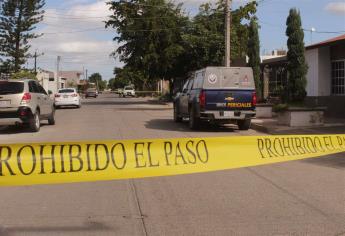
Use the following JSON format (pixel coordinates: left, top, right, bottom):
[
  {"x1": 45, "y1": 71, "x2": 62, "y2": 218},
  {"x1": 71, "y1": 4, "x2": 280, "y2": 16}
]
[
  {"x1": 11, "y1": 70, "x2": 36, "y2": 80},
  {"x1": 67, "y1": 81, "x2": 77, "y2": 88},
  {"x1": 106, "y1": 0, "x2": 187, "y2": 82},
  {"x1": 286, "y1": 8, "x2": 308, "y2": 102},
  {"x1": 273, "y1": 103, "x2": 289, "y2": 113},
  {"x1": 106, "y1": 0, "x2": 258, "y2": 86},
  {"x1": 247, "y1": 17, "x2": 262, "y2": 98},
  {"x1": 0, "y1": 0, "x2": 45, "y2": 73},
  {"x1": 114, "y1": 67, "x2": 152, "y2": 90},
  {"x1": 172, "y1": 0, "x2": 258, "y2": 74},
  {"x1": 89, "y1": 73, "x2": 107, "y2": 91}
]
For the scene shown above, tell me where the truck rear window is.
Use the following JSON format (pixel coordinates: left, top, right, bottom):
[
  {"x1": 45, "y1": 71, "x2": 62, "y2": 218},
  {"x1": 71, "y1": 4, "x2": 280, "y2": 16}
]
[{"x1": 0, "y1": 81, "x2": 24, "y2": 95}]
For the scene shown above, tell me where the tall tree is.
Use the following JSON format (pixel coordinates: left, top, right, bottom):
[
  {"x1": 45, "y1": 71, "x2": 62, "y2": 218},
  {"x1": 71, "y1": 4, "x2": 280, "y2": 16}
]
[
  {"x1": 0, "y1": 0, "x2": 45, "y2": 73},
  {"x1": 89, "y1": 73, "x2": 107, "y2": 91},
  {"x1": 178, "y1": 0, "x2": 257, "y2": 73},
  {"x1": 247, "y1": 17, "x2": 261, "y2": 99},
  {"x1": 106, "y1": 0, "x2": 187, "y2": 84},
  {"x1": 286, "y1": 8, "x2": 308, "y2": 102}
]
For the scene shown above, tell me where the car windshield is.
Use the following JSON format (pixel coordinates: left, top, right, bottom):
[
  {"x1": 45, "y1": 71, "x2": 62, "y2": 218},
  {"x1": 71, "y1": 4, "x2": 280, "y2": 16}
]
[
  {"x1": 0, "y1": 81, "x2": 24, "y2": 95},
  {"x1": 58, "y1": 89, "x2": 75, "y2": 93}
]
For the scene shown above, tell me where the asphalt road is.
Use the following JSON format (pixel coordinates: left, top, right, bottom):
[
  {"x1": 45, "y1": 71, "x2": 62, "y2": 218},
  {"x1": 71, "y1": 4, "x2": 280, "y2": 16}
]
[{"x1": 0, "y1": 94, "x2": 344, "y2": 236}]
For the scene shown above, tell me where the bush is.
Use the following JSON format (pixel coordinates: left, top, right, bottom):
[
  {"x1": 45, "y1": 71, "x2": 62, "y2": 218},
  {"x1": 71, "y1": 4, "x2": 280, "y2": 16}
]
[
  {"x1": 273, "y1": 104, "x2": 289, "y2": 113},
  {"x1": 11, "y1": 70, "x2": 36, "y2": 80}
]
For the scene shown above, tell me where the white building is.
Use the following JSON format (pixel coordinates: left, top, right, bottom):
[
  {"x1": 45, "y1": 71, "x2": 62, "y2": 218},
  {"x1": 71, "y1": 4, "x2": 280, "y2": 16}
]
[
  {"x1": 36, "y1": 70, "x2": 57, "y2": 94},
  {"x1": 305, "y1": 34, "x2": 345, "y2": 117},
  {"x1": 261, "y1": 34, "x2": 345, "y2": 117}
]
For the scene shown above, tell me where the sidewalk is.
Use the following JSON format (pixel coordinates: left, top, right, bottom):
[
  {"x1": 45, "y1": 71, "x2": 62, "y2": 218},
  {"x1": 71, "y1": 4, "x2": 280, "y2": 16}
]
[{"x1": 252, "y1": 117, "x2": 345, "y2": 135}]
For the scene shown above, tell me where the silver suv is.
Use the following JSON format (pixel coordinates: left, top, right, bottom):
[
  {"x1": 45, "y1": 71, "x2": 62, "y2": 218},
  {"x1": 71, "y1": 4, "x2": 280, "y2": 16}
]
[{"x1": 0, "y1": 79, "x2": 55, "y2": 132}]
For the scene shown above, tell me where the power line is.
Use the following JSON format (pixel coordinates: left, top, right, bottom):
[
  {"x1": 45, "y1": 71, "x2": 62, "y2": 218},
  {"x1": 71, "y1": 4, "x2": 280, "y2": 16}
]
[
  {"x1": 41, "y1": 25, "x2": 192, "y2": 35},
  {"x1": 259, "y1": 20, "x2": 345, "y2": 34}
]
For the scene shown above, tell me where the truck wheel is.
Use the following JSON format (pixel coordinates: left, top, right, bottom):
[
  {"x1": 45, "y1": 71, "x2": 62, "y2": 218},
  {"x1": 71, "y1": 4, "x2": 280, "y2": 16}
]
[
  {"x1": 238, "y1": 119, "x2": 251, "y2": 130},
  {"x1": 173, "y1": 104, "x2": 182, "y2": 123},
  {"x1": 48, "y1": 108, "x2": 56, "y2": 125},
  {"x1": 189, "y1": 108, "x2": 200, "y2": 130},
  {"x1": 29, "y1": 110, "x2": 41, "y2": 132}
]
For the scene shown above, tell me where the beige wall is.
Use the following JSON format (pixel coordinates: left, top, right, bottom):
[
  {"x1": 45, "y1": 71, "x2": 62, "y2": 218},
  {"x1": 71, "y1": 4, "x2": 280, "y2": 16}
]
[
  {"x1": 306, "y1": 46, "x2": 332, "y2": 97},
  {"x1": 306, "y1": 48, "x2": 319, "y2": 96}
]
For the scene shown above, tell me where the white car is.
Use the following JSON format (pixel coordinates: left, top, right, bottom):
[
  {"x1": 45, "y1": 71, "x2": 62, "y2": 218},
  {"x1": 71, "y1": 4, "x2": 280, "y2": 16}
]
[
  {"x1": 123, "y1": 86, "x2": 135, "y2": 97},
  {"x1": 54, "y1": 88, "x2": 81, "y2": 108}
]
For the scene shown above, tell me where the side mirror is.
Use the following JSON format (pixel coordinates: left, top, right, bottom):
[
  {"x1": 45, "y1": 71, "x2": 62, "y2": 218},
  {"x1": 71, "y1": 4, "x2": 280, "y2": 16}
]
[{"x1": 48, "y1": 90, "x2": 53, "y2": 95}]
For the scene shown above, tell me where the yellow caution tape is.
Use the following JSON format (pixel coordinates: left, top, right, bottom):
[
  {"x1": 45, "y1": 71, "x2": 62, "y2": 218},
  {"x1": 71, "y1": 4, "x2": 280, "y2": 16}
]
[{"x1": 0, "y1": 135, "x2": 344, "y2": 186}]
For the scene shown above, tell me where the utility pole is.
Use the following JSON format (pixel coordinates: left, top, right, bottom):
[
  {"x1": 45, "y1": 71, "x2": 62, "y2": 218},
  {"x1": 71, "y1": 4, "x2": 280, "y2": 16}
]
[
  {"x1": 33, "y1": 50, "x2": 44, "y2": 74},
  {"x1": 56, "y1": 56, "x2": 61, "y2": 92},
  {"x1": 225, "y1": 0, "x2": 231, "y2": 67}
]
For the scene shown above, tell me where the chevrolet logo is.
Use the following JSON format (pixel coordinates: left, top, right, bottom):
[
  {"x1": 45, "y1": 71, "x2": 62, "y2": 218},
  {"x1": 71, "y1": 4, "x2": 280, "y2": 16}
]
[{"x1": 225, "y1": 97, "x2": 235, "y2": 102}]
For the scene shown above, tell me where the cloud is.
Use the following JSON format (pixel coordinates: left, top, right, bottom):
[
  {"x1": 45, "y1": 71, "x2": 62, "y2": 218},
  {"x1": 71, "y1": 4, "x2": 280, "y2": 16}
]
[
  {"x1": 29, "y1": 0, "x2": 120, "y2": 79},
  {"x1": 174, "y1": 0, "x2": 252, "y2": 8},
  {"x1": 325, "y1": 2, "x2": 345, "y2": 15}
]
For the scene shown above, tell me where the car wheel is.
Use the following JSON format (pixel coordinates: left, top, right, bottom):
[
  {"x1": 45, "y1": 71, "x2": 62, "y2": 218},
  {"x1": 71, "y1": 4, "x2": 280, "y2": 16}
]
[
  {"x1": 48, "y1": 108, "x2": 56, "y2": 125},
  {"x1": 238, "y1": 119, "x2": 251, "y2": 130},
  {"x1": 173, "y1": 104, "x2": 182, "y2": 123},
  {"x1": 189, "y1": 108, "x2": 200, "y2": 130},
  {"x1": 29, "y1": 110, "x2": 41, "y2": 132}
]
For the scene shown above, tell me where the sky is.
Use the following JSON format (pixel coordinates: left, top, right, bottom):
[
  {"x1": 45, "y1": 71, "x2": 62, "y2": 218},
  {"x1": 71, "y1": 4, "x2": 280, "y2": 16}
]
[{"x1": 28, "y1": 0, "x2": 345, "y2": 80}]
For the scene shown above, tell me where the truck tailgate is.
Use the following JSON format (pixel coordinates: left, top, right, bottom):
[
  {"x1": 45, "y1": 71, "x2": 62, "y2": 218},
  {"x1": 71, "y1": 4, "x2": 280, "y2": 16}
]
[{"x1": 205, "y1": 89, "x2": 255, "y2": 111}]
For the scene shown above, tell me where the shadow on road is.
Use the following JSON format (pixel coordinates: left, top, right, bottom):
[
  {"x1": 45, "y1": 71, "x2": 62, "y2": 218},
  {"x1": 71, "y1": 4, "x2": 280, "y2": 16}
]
[
  {"x1": 271, "y1": 126, "x2": 345, "y2": 135},
  {"x1": 302, "y1": 152, "x2": 345, "y2": 169},
  {"x1": 83, "y1": 100, "x2": 155, "y2": 106},
  {"x1": 0, "y1": 221, "x2": 112, "y2": 235},
  {"x1": 0, "y1": 124, "x2": 48, "y2": 135},
  {"x1": 145, "y1": 119, "x2": 237, "y2": 132}
]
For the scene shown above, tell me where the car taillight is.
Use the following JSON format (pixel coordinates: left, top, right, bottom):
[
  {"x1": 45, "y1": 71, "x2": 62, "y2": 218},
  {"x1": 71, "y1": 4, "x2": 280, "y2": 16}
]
[
  {"x1": 252, "y1": 92, "x2": 257, "y2": 107},
  {"x1": 199, "y1": 90, "x2": 206, "y2": 109},
  {"x1": 72, "y1": 94, "x2": 78, "y2": 97},
  {"x1": 20, "y1": 92, "x2": 32, "y2": 104},
  {"x1": 55, "y1": 94, "x2": 61, "y2": 98}
]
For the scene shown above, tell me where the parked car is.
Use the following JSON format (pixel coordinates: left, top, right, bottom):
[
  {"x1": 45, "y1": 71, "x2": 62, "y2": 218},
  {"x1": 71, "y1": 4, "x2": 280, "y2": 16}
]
[
  {"x1": 174, "y1": 67, "x2": 257, "y2": 130},
  {"x1": 122, "y1": 86, "x2": 135, "y2": 97},
  {"x1": 0, "y1": 79, "x2": 55, "y2": 132},
  {"x1": 54, "y1": 88, "x2": 81, "y2": 108},
  {"x1": 85, "y1": 88, "x2": 98, "y2": 98}
]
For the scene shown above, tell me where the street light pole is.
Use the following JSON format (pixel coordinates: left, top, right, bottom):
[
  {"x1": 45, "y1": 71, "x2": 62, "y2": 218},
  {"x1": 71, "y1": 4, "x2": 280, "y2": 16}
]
[
  {"x1": 225, "y1": 0, "x2": 232, "y2": 67},
  {"x1": 56, "y1": 56, "x2": 61, "y2": 92},
  {"x1": 33, "y1": 50, "x2": 44, "y2": 74}
]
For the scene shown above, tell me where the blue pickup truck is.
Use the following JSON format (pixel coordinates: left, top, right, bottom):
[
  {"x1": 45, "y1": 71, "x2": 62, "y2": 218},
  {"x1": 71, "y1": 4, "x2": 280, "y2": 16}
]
[{"x1": 174, "y1": 67, "x2": 257, "y2": 130}]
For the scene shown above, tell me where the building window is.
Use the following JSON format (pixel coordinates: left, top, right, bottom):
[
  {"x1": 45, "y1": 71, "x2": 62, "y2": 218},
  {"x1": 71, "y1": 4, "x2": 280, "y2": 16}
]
[
  {"x1": 332, "y1": 60, "x2": 345, "y2": 95},
  {"x1": 268, "y1": 66, "x2": 287, "y2": 96}
]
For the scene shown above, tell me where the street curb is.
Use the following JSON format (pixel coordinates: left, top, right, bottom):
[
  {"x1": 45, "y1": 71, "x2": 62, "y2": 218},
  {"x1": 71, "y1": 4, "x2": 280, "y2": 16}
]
[{"x1": 251, "y1": 122, "x2": 271, "y2": 134}]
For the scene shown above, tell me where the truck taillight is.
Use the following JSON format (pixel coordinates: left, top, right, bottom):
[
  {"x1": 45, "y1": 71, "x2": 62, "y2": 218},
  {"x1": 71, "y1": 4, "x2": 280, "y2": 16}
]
[
  {"x1": 20, "y1": 92, "x2": 32, "y2": 104},
  {"x1": 199, "y1": 90, "x2": 206, "y2": 109},
  {"x1": 252, "y1": 92, "x2": 257, "y2": 107}
]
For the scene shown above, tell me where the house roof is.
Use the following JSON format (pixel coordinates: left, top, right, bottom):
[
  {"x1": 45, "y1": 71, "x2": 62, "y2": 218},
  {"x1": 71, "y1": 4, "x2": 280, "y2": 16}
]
[
  {"x1": 306, "y1": 34, "x2": 345, "y2": 50},
  {"x1": 261, "y1": 55, "x2": 287, "y2": 65}
]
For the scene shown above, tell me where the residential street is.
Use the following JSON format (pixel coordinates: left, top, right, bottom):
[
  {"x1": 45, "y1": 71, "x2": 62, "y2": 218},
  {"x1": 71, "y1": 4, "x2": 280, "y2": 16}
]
[{"x1": 0, "y1": 94, "x2": 344, "y2": 236}]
